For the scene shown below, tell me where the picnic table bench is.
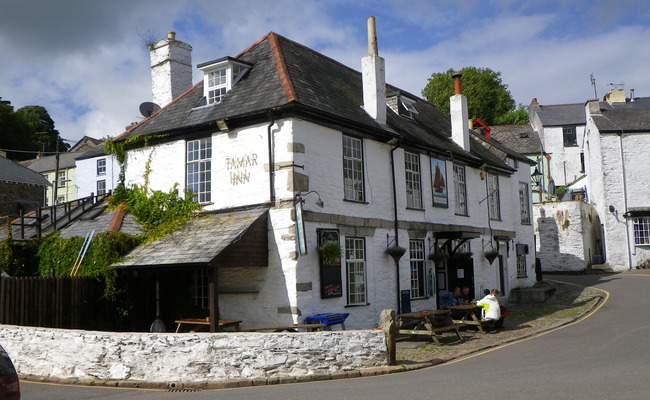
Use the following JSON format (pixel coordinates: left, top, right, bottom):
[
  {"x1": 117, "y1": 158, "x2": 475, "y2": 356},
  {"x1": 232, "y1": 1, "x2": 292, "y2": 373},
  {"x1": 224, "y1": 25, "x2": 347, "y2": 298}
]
[
  {"x1": 398, "y1": 309, "x2": 464, "y2": 345},
  {"x1": 240, "y1": 323, "x2": 327, "y2": 332},
  {"x1": 174, "y1": 318, "x2": 242, "y2": 333}
]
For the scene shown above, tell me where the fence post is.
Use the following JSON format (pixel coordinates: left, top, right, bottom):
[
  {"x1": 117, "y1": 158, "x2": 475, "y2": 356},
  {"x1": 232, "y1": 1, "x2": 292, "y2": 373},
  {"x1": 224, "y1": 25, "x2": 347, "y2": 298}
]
[{"x1": 380, "y1": 309, "x2": 397, "y2": 365}]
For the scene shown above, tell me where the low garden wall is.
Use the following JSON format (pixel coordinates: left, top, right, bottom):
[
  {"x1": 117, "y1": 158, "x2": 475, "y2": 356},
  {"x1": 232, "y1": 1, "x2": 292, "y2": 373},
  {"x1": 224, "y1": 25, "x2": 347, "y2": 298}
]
[{"x1": 0, "y1": 325, "x2": 387, "y2": 385}]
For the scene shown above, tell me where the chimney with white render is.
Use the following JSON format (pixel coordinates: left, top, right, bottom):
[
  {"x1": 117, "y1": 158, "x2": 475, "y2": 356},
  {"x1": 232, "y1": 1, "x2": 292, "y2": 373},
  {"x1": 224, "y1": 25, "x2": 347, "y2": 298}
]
[
  {"x1": 450, "y1": 73, "x2": 471, "y2": 151},
  {"x1": 149, "y1": 31, "x2": 193, "y2": 107},
  {"x1": 362, "y1": 17, "x2": 386, "y2": 125}
]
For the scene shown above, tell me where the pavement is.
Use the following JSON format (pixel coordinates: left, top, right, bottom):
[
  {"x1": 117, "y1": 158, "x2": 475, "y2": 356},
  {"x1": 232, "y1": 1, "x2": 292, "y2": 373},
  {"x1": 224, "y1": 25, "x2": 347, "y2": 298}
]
[{"x1": 394, "y1": 278, "x2": 605, "y2": 369}]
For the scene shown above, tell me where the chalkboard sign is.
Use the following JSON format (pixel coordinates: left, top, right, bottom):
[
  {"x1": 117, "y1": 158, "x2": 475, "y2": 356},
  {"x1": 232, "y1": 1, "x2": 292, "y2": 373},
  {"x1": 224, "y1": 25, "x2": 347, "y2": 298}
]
[
  {"x1": 318, "y1": 229, "x2": 342, "y2": 299},
  {"x1": 400, "y1": 289, "x2": 411, "y2": 314}
]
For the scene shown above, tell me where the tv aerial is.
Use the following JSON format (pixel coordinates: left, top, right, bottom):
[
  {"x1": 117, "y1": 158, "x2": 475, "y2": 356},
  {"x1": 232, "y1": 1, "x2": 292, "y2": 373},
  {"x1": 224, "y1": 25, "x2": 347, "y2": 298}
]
[{"x1": 139, "y1": 102, "x2": 161, "y2": 117}]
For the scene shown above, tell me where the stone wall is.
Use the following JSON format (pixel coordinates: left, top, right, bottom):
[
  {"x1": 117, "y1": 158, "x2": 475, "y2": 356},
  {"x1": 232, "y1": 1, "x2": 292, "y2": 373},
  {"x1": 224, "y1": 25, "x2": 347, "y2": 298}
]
[
  {"x1": 0, "y1": 181, "x2": 44, "y2": 218},
  {"x1": 0, "y1": 325, "x2": 387, "y2": 384}
]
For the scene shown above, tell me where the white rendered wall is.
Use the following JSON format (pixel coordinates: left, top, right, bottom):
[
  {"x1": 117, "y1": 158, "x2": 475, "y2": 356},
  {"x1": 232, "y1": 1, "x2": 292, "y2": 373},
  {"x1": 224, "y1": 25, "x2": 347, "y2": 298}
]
[
  {"x1": 124, "y1": 140, "x2": 187, "y2": 194},
  {"x1": 75, "y1": 155, "x2": 119, "y2": 198},
  {"x1": 542, "y1": 125, "x2": 586, "y2": 187}
]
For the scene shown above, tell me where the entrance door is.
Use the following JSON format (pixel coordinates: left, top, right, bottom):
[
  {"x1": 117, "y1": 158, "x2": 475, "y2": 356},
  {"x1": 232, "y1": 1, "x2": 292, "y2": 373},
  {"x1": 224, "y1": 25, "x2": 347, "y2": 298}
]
[{"x1": 447, "y1": 257, "x2": 475, "y2": 297}]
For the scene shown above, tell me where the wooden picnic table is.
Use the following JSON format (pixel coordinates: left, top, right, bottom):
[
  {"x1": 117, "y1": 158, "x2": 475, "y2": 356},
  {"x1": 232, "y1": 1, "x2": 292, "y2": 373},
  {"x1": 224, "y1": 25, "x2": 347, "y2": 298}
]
[
  {"x1": 240, "y1": 323, "x2": 327, "y2": 332},
  {"x1": 398, "y1": 309, "x2": 464, "y2": 345},
  {"x1": 174, "y1": 318, "x2": 242, "y2": 333},
  {"x1": 449, "y1": 304, "x2": 487, "y2": 333}
]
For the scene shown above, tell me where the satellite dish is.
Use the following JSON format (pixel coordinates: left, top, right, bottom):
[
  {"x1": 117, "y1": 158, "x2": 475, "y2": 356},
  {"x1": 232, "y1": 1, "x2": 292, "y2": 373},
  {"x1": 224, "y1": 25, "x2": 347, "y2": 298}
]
[{"x1": 139, "y1": 102, "x2": 161, "y2": 117}]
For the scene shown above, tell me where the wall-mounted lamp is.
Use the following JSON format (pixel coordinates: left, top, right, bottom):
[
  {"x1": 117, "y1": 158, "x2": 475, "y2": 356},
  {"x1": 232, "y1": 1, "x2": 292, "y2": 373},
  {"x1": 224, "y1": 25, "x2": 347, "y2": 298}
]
[
  {"x1": 609, "y1": 205, "x2": 616, "y2": 213},
  {"x1": 531, "y1": 167, "x2": 543, "y2": 187},
  {"x1": 296, "y1": 191, "x2": 324, "y2": 208}
]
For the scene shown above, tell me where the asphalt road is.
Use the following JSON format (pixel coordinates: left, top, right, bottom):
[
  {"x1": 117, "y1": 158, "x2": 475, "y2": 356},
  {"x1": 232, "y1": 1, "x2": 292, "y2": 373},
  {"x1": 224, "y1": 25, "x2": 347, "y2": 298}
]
[{"x1": 22, "y1": 271, "x2": 650, "y2": 399}]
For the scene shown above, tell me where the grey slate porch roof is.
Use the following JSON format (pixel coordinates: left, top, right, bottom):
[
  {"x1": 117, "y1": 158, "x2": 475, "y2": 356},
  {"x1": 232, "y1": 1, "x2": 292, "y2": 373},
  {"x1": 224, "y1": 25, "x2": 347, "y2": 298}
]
[{"x1": 116, "y1": 208, "x2": 268, "y2": 269}]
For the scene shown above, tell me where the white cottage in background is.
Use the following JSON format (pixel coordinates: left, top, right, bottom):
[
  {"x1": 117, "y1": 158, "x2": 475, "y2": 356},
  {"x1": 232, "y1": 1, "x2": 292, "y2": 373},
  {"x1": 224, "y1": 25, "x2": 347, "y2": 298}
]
[
  {"x1": 114, "y1": 22, "x2": 536, "y2": 331},
  {"x1": 75, "y1": 146, "x2": 120, "y2": 198}
]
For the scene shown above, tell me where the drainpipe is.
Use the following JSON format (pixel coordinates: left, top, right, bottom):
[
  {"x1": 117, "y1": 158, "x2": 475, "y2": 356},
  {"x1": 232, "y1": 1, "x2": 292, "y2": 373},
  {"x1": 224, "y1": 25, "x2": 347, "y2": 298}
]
[
  {"x1": 390, "y1": 143, "x2": 401, "y2": 313},
  {"x1": 267, "y1": 112, "x2": 276, "y2": 203},
  {"x1": 618, "y1": 132, "x2": 632, "y2": 270}
]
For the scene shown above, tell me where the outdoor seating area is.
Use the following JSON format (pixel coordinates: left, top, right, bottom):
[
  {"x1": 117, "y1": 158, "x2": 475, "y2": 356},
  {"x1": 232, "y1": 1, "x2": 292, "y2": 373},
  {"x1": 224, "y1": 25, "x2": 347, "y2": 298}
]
[
  {"x1": 397, "y1": 310, "x2": 464, "y2": 345},
  {"x1": 174, "y1": 313, "x2": 349, "y2": 333}
]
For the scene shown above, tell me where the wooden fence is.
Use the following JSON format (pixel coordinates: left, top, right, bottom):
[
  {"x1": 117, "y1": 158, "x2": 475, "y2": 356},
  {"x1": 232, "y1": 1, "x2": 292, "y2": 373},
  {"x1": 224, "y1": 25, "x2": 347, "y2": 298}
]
[{"x1": 0, "y1": 276, "x2": 101, "y2": 329}]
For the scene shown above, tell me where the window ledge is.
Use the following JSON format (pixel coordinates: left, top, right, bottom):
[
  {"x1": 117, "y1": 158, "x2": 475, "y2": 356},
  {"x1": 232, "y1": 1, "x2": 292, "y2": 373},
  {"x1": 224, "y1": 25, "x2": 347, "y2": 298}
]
[
  {"x1": 343, "y1": 199, "x2": 369, "y2": 205},
  {"x1": 405, "y1": 207, "x2": 425, "y2": 212},
  {"x1": 344, "y1": 303, "x2": 369, "y2": 308}
]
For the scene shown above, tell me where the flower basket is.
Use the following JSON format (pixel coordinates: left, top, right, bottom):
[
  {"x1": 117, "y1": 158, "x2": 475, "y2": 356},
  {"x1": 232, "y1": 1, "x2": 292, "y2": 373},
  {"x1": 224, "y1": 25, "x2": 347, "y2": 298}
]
[
  {"x1": 484, "y1": 250, "x2": 499, "y2": 265},
  {"x1": 318, "y1": 241, "x2": 341, "y2": 265},
  {"x1": 385, "y1": 245, "x2": 407, "y2": 263}
]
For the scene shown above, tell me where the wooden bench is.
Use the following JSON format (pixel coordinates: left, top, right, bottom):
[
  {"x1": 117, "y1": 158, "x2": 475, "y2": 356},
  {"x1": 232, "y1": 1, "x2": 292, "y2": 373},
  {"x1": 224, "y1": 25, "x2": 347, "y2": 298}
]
[
  {"x1": 398, "y1": 310, "x2": 464, "y2": 345},
  {"x1": 240, "y1": 323, "x2": 327, "y2": 332}
]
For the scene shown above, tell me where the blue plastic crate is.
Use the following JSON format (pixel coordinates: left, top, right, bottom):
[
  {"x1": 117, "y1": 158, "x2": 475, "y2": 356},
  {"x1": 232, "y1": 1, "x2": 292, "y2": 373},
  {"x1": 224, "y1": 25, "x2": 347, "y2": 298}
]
[{"x1": 303, "y1": 312, "x2": 350, "y2": 325}]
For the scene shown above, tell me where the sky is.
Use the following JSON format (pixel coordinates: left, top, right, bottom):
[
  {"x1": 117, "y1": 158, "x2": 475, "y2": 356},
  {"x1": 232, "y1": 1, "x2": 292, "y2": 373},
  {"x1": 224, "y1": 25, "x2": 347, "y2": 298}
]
[{"x1": 1, "y1": 0, "x2": 649, "y2": 144}]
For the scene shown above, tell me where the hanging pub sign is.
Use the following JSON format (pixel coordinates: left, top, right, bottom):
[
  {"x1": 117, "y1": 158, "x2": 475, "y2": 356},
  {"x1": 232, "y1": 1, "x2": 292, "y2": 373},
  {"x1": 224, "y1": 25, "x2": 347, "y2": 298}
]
[
  {"x1": 295, "y1": 200, "x2": 307, "y2": 256},
  {"x1": 317, "y1": 228, "x2": 342, "y2": 299}
]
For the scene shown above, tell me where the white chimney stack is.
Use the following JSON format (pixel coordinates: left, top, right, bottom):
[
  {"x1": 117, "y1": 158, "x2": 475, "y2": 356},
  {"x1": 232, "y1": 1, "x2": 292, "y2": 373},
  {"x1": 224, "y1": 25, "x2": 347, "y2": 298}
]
[
  {"x1": 450, "y1": 73, "x2": 471, "y2": 151},
  {"x1": 149, "y1": 31, "x2": 193, "y2": 107},
  {"x1": 362, "y1": 17, "x2": 386, "y2": 125}
]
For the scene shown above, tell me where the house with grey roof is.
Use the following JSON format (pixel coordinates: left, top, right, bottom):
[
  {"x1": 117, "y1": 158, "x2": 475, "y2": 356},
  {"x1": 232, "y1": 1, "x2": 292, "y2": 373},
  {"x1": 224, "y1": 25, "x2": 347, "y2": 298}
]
[
  {"x1": 0, "y1": 154, "x2": 50, "y2": 219},
  {"x1": 584, "y1": 90, "x2": 650, "y2": 271},
  {"x1": 113, "y1": 22, "x2": 536, "y2": 331}
]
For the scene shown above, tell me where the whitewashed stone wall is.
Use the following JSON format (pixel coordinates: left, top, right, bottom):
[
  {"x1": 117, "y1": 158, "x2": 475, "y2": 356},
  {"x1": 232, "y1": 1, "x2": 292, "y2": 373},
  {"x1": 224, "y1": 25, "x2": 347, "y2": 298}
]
[
  {"x1": 0, "y1": 325, "x2": 386, "y2": 384},
  {"x1": 533, "y1": 201, "x2": 600, "y2": 272}
]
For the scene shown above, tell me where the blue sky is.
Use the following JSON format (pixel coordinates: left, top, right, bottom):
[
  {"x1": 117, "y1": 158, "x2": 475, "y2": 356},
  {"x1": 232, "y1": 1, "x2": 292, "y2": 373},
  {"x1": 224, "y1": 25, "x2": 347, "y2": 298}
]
[{"x1": 1, "y1": 0, "x2": 649, "y2": 143}]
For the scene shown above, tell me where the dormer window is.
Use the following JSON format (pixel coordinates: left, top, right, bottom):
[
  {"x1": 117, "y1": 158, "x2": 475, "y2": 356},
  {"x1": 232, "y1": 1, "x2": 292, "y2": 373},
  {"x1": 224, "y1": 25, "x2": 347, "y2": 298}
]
[
  {"x1": 400, "y1": 97, "x2": 419, "y2": 118},
  {"x1": 198, "y1": 57, "x2": 252, "y2": 105}
]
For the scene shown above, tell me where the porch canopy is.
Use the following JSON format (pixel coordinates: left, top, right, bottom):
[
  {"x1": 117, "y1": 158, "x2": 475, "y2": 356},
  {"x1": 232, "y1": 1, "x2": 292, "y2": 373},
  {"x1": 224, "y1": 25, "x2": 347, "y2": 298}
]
[
  {"x1": 434, "y1": 231, "x2": 481, "y2": 255},
  {"x1": 115, "y1": 208, "x2": 269, "y2": 331}
]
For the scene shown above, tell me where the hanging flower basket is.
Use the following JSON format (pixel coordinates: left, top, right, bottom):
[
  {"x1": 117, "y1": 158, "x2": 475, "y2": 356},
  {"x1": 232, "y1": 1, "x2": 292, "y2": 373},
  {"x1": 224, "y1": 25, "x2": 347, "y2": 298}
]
[
  {"x1": 484, "y1": 250, "x2": 499, "y2": 265},
  {"x1": 428, "y1": 252, "x2": 449, "y2": 263},
  {"x1": 385, "y1": 245, "x2": 407, "y2": 262},
  {"x1": 318, "y1": 241, "x2": 341, "y2": 265}
]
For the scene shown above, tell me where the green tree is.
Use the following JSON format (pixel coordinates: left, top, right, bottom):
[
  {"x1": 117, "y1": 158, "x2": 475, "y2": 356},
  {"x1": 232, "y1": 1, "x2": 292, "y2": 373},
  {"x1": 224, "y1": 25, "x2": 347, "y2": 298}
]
[
  {"x1": 0, "y1": 101, "x2": 37, "y2": 160},
  {"x1": 494, "y1": 104, "x2": 529, "y2": 125},
  {"x1": 16, "y1": 105, "x2": 69, "y2": 153},
  {"x1": 422, "y1": 67, "x2": 516, "y2": 126}
]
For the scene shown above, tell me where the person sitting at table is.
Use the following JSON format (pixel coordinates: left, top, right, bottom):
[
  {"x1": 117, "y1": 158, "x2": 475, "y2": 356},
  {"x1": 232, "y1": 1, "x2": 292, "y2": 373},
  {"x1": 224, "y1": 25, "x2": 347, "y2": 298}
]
[
  {"x1": 476, "y1": 289, "x2": 501, "y2": 322},
  {"x1": 461, "y1": 286, "x2": 474, "y2": 304},
  {"x1": 452, "y1": 287, "x2": 463, "y2": 306}
]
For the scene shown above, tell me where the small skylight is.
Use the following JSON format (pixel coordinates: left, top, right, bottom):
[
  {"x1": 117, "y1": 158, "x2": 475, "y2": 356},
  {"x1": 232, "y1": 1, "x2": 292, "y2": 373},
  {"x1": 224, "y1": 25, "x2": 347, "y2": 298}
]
[
  {"x1": 197, "y1": 57, "x2": 252, "y2": 105},
  {"x1": 400, "y1": 97, "x2": 419, "y2": 118}
]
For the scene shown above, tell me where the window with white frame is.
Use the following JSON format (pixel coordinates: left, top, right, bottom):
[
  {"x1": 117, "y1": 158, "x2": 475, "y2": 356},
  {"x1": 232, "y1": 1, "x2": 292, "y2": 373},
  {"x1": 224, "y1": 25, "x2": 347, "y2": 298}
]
[
  {"x1": 519, "y1": 182, "x2": 531, "y2": 224},
  {"x1": 345, "y1": 237, "x2": 367, "y2": 305},
  {"x1": 453, "y1": 164, "x2": 467, "y2": 215},
  {"x1": 405, "y1": 151, "x2": 423, "y2": 209},
  {"x1": 488, "y1": 174, "x2": 501, "y2": 220},
  {"x1": 56, "y1": 171, "x2": 66, "y2": 188},
  {"x1": 97, "y1": 180, "x2": 106, "y2": 196},
  {"x1": 409, "y1": 240, "x2": 427, "y2": 299},
  {"x1": 192, "y1": 269, "x2": 209, "y2": 309},
  {"x1": 343, "y1": 135, "x2": 364, "y2": 202},
  {"x1": 187, "y1": 138, "x2": 212, "y2": 203},
  {"x1": 97, "y1": 158, "x2": 106, "y2": 175},
  {"x1": 207, "y1": 68, "x2": 227, "y2": 105},
  {"x1": 633, "y1": 217, "x2": 650, "y2": 245}
]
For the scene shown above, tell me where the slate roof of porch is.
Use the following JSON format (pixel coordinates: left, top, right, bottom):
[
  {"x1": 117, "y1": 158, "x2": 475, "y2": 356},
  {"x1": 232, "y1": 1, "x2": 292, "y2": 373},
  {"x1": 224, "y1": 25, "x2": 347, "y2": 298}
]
[{"x1": 115, "y1": 208, "x2": 268, "y2": 269}]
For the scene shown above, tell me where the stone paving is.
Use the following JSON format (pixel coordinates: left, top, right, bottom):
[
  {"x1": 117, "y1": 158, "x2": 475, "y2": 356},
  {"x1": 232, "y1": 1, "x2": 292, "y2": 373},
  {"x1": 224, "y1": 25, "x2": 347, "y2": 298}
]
[{"x1": 395, "y1": 279, "x2": 605, "y2": 367}]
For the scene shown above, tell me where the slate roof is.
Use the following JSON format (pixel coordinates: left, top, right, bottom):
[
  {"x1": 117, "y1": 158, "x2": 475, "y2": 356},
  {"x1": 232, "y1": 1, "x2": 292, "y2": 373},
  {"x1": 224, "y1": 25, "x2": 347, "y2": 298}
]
[
  {"x1": 20, "y1": 151, "x2": 83, "y2": 173},
  {"x1": 0, "y1": 155, "x2": 51, "y2": 186},
  {"x1": 489, "y1": 124, "x2": 543, "y2": 155},
  {"x1": 533, "y1": 103, "x2": 585, "y2": 127},
  {"x1": 58, "y1": 202, "x2": 142, "y2": 239},
  {"x1": 118, "y1": 32, "x2": 514, "y2": 172},
  {"x1": 115, "y1": 209, "x2": 268, "y2": 268},
  {"x1": 591, "y1": 98, "x2": 650, "y2": 133}
]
